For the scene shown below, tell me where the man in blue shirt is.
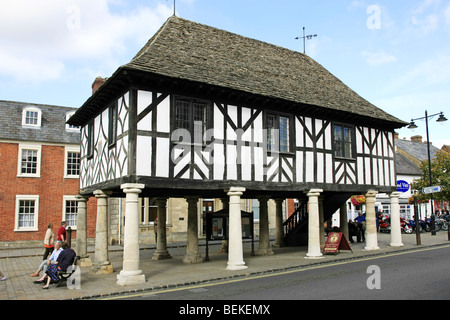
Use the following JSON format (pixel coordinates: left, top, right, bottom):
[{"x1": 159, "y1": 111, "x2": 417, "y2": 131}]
[{"x1": 354, "y1": 213, "x2": 366, "y2": 242}]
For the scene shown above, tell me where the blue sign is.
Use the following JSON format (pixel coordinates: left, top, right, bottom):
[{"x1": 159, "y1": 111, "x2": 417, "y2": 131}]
[{"x1": 397, "y1": 180, "x2": 410, "y2": 193}]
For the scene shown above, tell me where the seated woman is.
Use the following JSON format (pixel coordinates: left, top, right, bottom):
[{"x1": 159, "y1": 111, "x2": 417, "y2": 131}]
[{"x1": 42, "y1": 242, "x2": 76, "y2": 289}]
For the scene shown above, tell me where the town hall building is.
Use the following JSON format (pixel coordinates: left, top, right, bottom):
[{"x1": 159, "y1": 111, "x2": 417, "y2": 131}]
[{"x1": 68, "y1": 16, "x2": 407, "y2": 286}]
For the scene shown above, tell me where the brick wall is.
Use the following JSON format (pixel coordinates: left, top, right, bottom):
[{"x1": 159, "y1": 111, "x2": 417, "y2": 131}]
[{"x1": 0, "y1": 142, "x2": 97, "y2": 243}]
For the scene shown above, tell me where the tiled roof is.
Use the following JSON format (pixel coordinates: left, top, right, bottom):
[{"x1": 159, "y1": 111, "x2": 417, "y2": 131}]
[
  {"x1": 69, "y1": 16, "x2": 407, "y2": 128},
  {"x1": 0, "y1": 100, "x2": 80, "y2": 145},
  {"x1": 395, "y1": 138, "x2": 440, "y2": 163}
]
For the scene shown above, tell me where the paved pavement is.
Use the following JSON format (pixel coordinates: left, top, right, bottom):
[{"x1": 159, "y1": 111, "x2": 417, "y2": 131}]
[{"x1": 0, "y1": 231, "x2": 449, "y2": 300}]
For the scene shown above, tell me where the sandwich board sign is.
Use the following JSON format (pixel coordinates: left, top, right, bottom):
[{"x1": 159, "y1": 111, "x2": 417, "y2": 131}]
[{"x1": 323, "y1": 232, "x2": 353, "y2": 255}]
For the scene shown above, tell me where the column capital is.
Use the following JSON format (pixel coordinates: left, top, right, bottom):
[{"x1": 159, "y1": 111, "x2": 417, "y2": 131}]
[
  {"x1": 75, "y1": 194, "x2": 89, "y2": 202},
  {"x1": 305, "y1": 189, "x2": 323, "y2": 197},
  {"x1": 256, "y1": 195, "x2": 271, "y2": 201},
  {"x1": 389, "y1": 191, "x2": 402, "y2": 199},
  {"x1": 185, "y1": 196, "x2": 200, "y2": 203},
  {"x1": 93, "y1": 190, "x2": 112, "y2": 198},
  {"x1": 225, "y1": 187, "x2": 246, "y2": 196},
  {"x1": 365, "y1": 190, "x2": 378, "y2": 198},
  {"x1": 121, "y1": 183, "x2": 145, "y2": 190}
]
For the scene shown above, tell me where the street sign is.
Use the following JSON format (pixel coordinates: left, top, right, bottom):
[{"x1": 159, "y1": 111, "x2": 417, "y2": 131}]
[{"x1": 423, "y1": 186, "x2": 443, "y2": 194}]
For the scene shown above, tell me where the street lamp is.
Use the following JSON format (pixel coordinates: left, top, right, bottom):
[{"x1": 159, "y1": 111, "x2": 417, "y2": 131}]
[{"x1": 408, "y1": 111, "x2": 447, "y2": 236}]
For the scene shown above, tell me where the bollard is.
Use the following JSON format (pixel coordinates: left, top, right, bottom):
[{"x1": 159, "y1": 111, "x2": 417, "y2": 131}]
[{"x1": 66, "y1": 227, "x2": 72, "y2": 248}]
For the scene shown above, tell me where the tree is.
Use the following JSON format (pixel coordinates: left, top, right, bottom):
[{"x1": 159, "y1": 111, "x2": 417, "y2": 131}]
[{"x1": 411, "y1": 150, "x2": 450, "y2": 203}]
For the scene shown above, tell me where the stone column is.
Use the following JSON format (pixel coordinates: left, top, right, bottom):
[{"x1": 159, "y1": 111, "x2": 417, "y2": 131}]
[
  {"x1": 117, "y1": 184, "x2": 146, "y2": 286},
  {"x1": 152, "y1": 198, "x2": 171, "y2": 260},
  {"x1": 389, "y1": 192, "x2": 404, "y2": 247},
  {"x1": 256, "y1": 196, "x2": 273, "y2": 256},
  {"x1": 217, "y1": 198, "x2": 229, "y2": 253},
  {"x1": 226, "y1": 187, "x2": 247, "y2": 270},
  {"x1": 75, "y1": 195, "x2": 92, "y2": 267},
  {"x1": 364, "y1": 190, "x2": 380, "y2": 251},
  {"x1": 339, "y1": 203, "x2": 349, "y2": 241},
  {"x1": 305, "y1": 189, "x2": 323, "y2": 259},
  {"x1": 183, "y1": 197, "x2": 204, "y2": 264},
  {"x1": 319, "y1": 196, "x2": 325, "y2": 250},
  {"x1": 273, "y1": 198, "x2": 286, "y2": 248},
  {"x1": 92, "y1": 190, "x2": 113, "y2": 274}
]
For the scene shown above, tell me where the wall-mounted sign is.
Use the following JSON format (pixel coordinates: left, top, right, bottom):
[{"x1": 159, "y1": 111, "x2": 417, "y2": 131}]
[{"x1": 397, "y1": 180, "x2": 410, "y2": 193}]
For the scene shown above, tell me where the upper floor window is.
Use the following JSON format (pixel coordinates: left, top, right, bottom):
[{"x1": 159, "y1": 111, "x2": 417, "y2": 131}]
[
  {"x1": 108, "y1": 102, "x2": 117, "y2": 147},
  {"x1": 22, "y1": 107, "x2": 42, "y2": 127},
  {"x1": 333, "y1": 124, "x2": 355, "y2": 159},
  {"x1": 173, "y1": 97, "x2": 210, "y2": 145},
  {"x1": 15, "y1": 195, "x2": 39, "y2": 231},
  {"x1": 65, "y1": 146, "x2": 80, "y2": 178},
  {"x1": 17, "y1": 144, "x2": 42, "y2": 178},
  {"x1": 266, "y1": 113, "x2": 291, "y2": 153}
]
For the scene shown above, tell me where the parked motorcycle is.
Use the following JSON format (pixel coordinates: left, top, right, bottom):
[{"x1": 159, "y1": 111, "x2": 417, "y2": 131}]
[
  {"x1": 379, "y1": 216, "x2": 412, "y2": 234},
  {"x1": 408, "y1": 219, "x2": 428, "y2": 233}
]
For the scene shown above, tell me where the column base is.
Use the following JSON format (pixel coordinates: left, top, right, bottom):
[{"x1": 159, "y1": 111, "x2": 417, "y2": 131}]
[
  {"x1": 226, "y1": 262, "x2": 248, "y2": 271},
  {"x1": 256, "y1": 248, "x2": 274, "y2": 256},
  {"x1": 117, "y1": 270, "x2": 146, "y2": 286},
  {"x1": 305, "y1": 252, "x2": 323, "y2": 259},
  {"x1": 389, "y1": 242, "x2": 404, "y2": 247},
  {"x1": 272, "y1": 242, "x2": 286, "y2": 248},
  {"x1": 363, "y1": 246, "x2": 380, "y2": 251},
  {"x1": 79, "y1": 257, "x2": 93, "y2": 268},
  {"x1": 91, "y1": 262, "x2": 113, "y2": 275},
  {"x1": 152, "y1": 250, "x2": 172, "y2": 260},
  {"x1": 182, "y1": 253, "x2": 204, "y2": 264}
]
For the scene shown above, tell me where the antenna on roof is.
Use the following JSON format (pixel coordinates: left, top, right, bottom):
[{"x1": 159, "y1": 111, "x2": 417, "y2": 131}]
[
  {"x1": 166, "y1": 0, "x2": 176, "y2": 16},
  {"x1": 295, "y1": 27, "x2": 317, "y2": 54}
]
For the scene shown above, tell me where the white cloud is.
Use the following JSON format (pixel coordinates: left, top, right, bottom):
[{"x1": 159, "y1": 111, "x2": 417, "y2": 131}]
[
  {"x1": 0, "y1": 0, "x2": 173, "y2": 83},
  {"x1": 362, "y1": 51, "x2": 397, "y2": 66}
]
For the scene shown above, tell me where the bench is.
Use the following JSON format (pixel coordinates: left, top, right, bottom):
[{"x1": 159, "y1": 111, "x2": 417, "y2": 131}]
[{"x1": 56, "y1": 255, "x2": 80, "y2": 287}]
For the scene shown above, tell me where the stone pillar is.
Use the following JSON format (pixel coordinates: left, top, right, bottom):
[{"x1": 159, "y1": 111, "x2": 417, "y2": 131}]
[
  {"x1": 256, "y1": 196, "x2": 273, "y2": 256},
  {"x1": 117, "y1": 184, "x2": 146, "y2": 286},
  {"x1": 183, "y1": 197, "x2": 204, "y2": 264},
  {"x1": 389, "y1": 192, "x2": 404, "y2": 247},
  {"x1": 273, "y1": 198, "x2": 286, "y2": 248},
  {"x1": 152, "y1": 198, "x2": 171, "y2": 260},
  {"x1": 226, "y1": 187, "x2": 247, "y2": 270},
  {"x1": 75, "y1": 195, "x2": 92, "y2": 267},
  {"x1": 217, "y1": 198, "x2": 229, "y2": 253},
  {"x1": 319, "y1": 196, "x2": 325, "y2": 250},
  {"x1": 305, "y1": 189, "x2": 323, "y2": 259},
  {"x1": 339, "y1": 203, "x2": 349, "y2": 241},
  {"x1": 364, "y1": 190, "x2": 380, "y2": 251},
  {"x1": 92, "y1": 190, "x2": 113, "y2": 274}
]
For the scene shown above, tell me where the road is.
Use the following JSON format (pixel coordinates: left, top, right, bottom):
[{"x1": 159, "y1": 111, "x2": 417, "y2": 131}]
[{"x1": 108, "y1": 245, "x2": 450, "y2": 302}]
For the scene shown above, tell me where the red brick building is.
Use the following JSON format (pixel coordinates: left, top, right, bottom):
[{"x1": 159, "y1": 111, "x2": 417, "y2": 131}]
[{"x1": 0, "y1": 100, "x2": 97, "y2": 245}]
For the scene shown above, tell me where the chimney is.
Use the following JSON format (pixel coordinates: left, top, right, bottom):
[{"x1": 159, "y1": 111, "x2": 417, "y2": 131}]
[
  {"x1": 92, "y1": 77, "x2": 107, "y2": 95},
  {"x1": 411, "y1": 135, "x2": 422, "y2": 143}
]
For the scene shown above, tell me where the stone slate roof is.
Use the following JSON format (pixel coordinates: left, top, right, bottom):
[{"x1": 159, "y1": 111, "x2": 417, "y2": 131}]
[
  {"x1": 69, "y1": 16, "x2": 407, "y2": 128},
  {"x1": 395, "y1": 138, "x2": 440, "y2": 163},
  {"x1": 0, "y1": 100, "x2": 80, "y2": 145},
  {"x1": 395, "y1": 152, "x2": 422, "y2": 176}
]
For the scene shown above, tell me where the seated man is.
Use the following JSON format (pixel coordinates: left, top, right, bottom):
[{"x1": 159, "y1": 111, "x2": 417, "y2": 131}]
[
  {"x1": 42, "y1": 242, "x2": 76, "y2": 289},
  {"x1": 31, "y1": 240, "x2": 63, "y2": 280},
  {"x1": 348, "y1": 220, "x2": 361, "y2": 243}
]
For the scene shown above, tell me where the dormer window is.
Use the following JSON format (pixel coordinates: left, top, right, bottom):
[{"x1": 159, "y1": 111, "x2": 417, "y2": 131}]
[
  {"x1": 22, "y1": 107, "x2": 42, "y2": 127},
  {"x1": 66, "y1": 111, "x2": 80, "y2": 131}
]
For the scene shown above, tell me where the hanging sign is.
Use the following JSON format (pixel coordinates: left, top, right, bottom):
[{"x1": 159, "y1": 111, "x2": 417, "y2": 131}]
[
  {"x1": 323, "y1": 232, "x2": 353, "y2": 255},
  {"x1": 397, "y1": 180, "x2": 410, "y2": 193}
]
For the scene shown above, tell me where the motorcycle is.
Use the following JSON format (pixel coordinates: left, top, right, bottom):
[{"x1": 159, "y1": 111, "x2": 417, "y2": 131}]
[
  {"x1": 379, "y1": 216, "x2": 412, "y2": 234},
  {"x1": 408, "y1": 219, "x2": 428, "y2": 233}
]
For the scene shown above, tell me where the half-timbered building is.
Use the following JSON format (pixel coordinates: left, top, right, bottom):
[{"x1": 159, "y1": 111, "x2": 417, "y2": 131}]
[{"x1": 68, "y1": 16, "x2": 407, "y2": 286}]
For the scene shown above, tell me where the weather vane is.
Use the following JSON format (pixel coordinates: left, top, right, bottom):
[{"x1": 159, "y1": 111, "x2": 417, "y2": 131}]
[{"x1": 295, "y1": 27, "x2": 317, "y2": 54}]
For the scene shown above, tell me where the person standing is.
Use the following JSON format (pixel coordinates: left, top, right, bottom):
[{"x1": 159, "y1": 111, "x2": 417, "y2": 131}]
[
  {"x1": 57, "y1": 221, "x2": 67, "y2": 242},
  {"x1": 43, "y1": 223, "x2": 55, "y2": 260}
]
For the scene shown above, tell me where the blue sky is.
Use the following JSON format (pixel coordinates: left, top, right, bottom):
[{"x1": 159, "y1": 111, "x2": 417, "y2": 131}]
[{"x1": 1, "y1": 0, "x2": 449, "y2": 147}]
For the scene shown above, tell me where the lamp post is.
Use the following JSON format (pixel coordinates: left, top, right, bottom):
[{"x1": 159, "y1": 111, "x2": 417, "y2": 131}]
[{"x1": 408, "y1": 111, "x2": 447, "y2": 236}]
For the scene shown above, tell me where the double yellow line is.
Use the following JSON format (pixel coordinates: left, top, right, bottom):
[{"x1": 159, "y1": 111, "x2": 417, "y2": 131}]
[{"x1": 102, "y1": 244, "x2": 450, "y2": 300}]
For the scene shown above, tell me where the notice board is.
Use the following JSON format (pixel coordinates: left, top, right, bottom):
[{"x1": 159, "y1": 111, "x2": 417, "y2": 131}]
[{"x1": 323, "y1": 232, "x2": 353, "y2": 255}]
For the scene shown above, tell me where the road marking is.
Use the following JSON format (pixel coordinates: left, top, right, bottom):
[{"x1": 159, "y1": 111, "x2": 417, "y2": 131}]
[{"x1": 102, "y1": 244, "x2": 450, "y2": 300}]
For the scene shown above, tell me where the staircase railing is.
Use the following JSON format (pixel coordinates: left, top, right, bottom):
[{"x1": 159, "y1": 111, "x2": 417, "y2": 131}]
[{"x1": 283, "y1": 202, "x2": 308, "y2": 239}]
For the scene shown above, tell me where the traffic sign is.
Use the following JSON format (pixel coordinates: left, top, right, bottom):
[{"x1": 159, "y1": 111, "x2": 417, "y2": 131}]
[{"x1": 423, "y1": 186, "x2": 443, "y2": 194}]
